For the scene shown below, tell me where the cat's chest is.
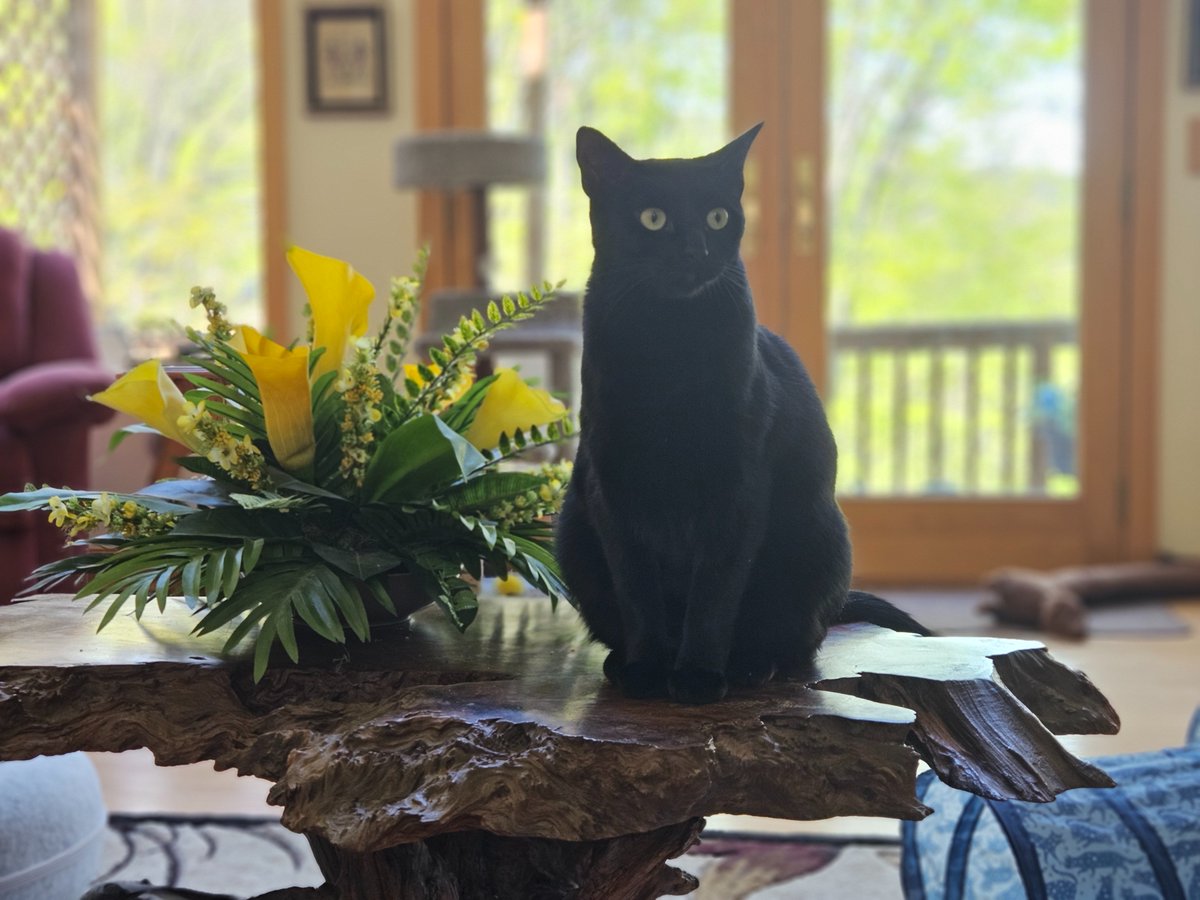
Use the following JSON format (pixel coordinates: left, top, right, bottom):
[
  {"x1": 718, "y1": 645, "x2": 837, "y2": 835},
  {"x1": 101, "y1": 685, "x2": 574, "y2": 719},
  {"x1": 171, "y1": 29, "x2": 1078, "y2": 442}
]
[{"x1": 584, "y1": 376, "x2": 764, "y2": 504}]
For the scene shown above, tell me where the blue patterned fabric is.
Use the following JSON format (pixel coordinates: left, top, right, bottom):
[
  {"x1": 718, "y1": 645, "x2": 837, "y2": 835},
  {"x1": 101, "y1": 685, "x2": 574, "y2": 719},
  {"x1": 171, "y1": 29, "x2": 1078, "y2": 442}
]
[{"x1": 902, "y1": 729, "x2": 1200, "y2": 899}]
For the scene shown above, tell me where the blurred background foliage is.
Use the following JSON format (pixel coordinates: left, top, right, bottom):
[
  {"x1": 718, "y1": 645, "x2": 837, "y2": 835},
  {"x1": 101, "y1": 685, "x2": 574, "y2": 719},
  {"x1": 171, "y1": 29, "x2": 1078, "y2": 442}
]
[
  {"x1": 99, "y1": 0, "x2": 261, "y2": 353},
  {"x1": 2, "y1": 0, "x2": 1080, "y2": 496}
]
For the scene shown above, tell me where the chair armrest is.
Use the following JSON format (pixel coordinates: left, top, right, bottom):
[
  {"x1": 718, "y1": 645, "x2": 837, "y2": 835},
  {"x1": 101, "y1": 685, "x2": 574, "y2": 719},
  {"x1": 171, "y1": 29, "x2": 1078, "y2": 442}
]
[{"x1": 0, "y1": 361, "x2": 116, "y2": 434}]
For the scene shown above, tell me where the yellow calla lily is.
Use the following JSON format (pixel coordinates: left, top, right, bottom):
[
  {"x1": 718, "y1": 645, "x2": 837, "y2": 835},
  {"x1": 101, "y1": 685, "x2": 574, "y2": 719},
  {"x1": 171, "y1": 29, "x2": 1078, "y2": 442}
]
[
  {"x1": 465, "y1": 368, "x2": 567, "y2": 450},
  {"x1": 90, "y1": 360, "x2": 199, "y2": 449},
  {"x1": 234, "y1": 325, "x2": 315, "y2": 474},
  {"x1": 287, "y1": 245, "x2": 374, "y2": 380}
]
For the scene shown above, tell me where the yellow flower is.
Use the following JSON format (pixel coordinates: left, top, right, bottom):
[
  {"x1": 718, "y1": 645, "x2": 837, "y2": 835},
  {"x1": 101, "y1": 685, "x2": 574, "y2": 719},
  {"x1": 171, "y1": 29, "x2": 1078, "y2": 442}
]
[
  {"x1": 90, "y1": 360, "x2": 199, "y2": 449},
  {"x1": 47, "y1": 496, "x2": 70, "y2": 527},
  {"x1": 233, "y1": 325, "x2": 315, "y2": 474},
  {"x1": 90, "y1": 492, "x2": 116, "y2": 524},
  {"x1": 495, "y1": 573, "x2": 527, "y2": 596},
  {"x1": 287, "y1": 246, "x2": 375, "y2": 381},
  {"x1": 464, "y1": 368, "x2": 567, "y2": 450},
  {"x1": 176, "y1": 400, "x2": 204, "y2": 436}
]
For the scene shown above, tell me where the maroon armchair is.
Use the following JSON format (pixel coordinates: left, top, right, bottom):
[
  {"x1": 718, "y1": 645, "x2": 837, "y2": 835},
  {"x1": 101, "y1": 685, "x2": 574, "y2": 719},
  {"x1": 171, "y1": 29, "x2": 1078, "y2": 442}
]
[{"x1": 0, "y1": 228, "x2": 115, "y2": 603}]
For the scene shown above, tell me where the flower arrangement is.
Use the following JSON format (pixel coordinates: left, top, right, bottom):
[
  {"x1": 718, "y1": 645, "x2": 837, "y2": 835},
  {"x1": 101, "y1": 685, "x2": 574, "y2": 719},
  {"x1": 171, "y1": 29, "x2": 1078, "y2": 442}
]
[{"x1": 0, "y1": 247, "x2": 574, "y2": 679}]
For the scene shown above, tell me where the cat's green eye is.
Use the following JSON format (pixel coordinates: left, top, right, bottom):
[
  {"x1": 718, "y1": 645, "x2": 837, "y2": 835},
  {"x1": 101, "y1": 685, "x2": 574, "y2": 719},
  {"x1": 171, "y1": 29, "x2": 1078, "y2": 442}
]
[
  {"x1": 640, "y1": 208, "x2": 667, "y2": 231},
  {"x1": 706, "y1": 208, "x2": 730, "y2": 230}
]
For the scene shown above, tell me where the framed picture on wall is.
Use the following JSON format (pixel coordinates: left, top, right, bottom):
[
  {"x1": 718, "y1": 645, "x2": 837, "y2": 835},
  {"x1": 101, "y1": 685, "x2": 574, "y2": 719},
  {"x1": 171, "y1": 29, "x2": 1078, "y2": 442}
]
[
  {"x1": 1188, "y1": 0, "x2": 1200, "y2": 89},
  {"x1": 306, "y1": 6, "x2": 388, "y2": 113}
]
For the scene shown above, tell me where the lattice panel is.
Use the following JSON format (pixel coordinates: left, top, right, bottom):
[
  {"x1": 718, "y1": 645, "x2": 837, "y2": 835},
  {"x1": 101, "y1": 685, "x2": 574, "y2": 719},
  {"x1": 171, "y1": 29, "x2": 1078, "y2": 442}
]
[{"x1": 0, "y1": 0, "x2": 99, "y2": 299}]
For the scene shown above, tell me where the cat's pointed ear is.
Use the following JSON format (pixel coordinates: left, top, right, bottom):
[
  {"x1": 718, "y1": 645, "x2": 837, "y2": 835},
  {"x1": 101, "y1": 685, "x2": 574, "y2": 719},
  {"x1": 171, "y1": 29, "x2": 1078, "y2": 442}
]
[
  {"x1": 577, "y1": 126, "x2": 633, "y2": 196},
  {"x1": 711, "y1": 122, "x2": 764, "y2": 171}
]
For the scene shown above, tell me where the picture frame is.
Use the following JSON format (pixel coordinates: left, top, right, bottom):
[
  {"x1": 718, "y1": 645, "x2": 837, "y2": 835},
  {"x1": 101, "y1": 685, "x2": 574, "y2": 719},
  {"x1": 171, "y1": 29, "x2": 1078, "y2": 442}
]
[
  {"x1": 1188, "y1": 0, "x2": 1200, "y2": 89},
  {"x1": 305, "y1": 6, "x2": 388, "y2": 113}
]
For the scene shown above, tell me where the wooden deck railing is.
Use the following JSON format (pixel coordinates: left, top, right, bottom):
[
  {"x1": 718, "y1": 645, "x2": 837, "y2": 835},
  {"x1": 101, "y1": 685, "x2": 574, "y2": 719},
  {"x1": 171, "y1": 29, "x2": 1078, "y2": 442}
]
[{"x1": 829, "y1": 320, "x2": 1077, "y2": 496}]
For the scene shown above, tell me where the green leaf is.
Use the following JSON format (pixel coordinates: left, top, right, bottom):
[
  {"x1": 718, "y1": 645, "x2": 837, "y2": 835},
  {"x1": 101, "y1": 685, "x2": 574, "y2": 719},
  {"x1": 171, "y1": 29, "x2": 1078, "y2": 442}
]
[
  {"x1": 408, "y1": 550, "x2": 478, "y2": 632},
  {"x1": 195, "y1": 583, "x2": 271, "y2": 636},
  {"x1": 253, "y1": 617, "x2": 278, "y2": 682},
  {"x1": 107, "y1": 423, "x2": 161, "y2": 452},
  {"x1": 361, "y1": 415, "x2": 488, "y2": 503},
  {"x1": 438, "y1": 373, "x2": 498, "y2": 433},
  {"x1": 170, "y1": 509, "x2": 304, "y2": 540},
  {"x1": 0, "y1": 487, "x2": 193, "y2": 516},
  {"x1": 205, "y1": 549, "x2": 225, "y2": 601},
  {"x1": 135, "y1": 478, "x2": 237, "y2": 508},
  {"x1": 75, "y1": 548, "x2": 183, "y2": 602},
  {"x1": 196, "y1": 399, "x2": 261, "y2": 433},
  {"x1": 365, "y1": 576, "x2": 397, "y2": 615},
  {"x1": 311, "y1": 369, "x2": 339, "y2": 405},
  {"x1": 153, "y1": 567, "x2": 174, "y2": 612},
  {"x1": 222, "y1": 546, "x2": 242, "y2": 597},
  {"x1": 293, "y1": 589, "x2": 344, "y2": 644},
  {"x1": 316, "y1": 567, "x2": 369, "y2": 642},
  {"x1": 439, "y1": 472, "x2": 544, "y2": 511},
  {"x1": 242, "y1": 538, "x2": 264, "y2": 574},
  {"x1": 132, "y1": 572, "x2": 156, "y2": 618},
  {"x1": 96, "y1": 589, "x2": 135, "y2": 631},
  {"x1": 506, "y1": 534, "x2": 572, "y2": 605},
  {"x1": 228, "y1": 492, "x2": 309, "y2": 510},
  {"x1": 311, "y1": 544, "x2": 403, "y2": 581},
  {"x1": 184, "y1": 371, "x2": 263, "y2": 418},
  {"x1": 176, "y1": 456, "x2": 232, "y2": 481},
  {"x1": 267, "y1": 468, "x2": 348, "y2": 502},
  {"x1": 274, "y1": 601, "x2": 300, "y2": 663},
  {"x1": 185, "y1": 357, "x2": 262, "y2": 411},
  {"x1": 218, "y1": 598, "x2": 273, "y2": 652},
  {"x1": 181, "y1": 554, "x2": 203, "y2": 607}
]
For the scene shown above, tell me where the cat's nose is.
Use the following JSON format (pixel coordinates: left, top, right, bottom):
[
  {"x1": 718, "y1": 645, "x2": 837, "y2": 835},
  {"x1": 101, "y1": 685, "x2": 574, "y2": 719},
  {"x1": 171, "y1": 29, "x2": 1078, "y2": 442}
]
[{"x1": 685, "y1": 231, "x2": 709, "y2": 259}]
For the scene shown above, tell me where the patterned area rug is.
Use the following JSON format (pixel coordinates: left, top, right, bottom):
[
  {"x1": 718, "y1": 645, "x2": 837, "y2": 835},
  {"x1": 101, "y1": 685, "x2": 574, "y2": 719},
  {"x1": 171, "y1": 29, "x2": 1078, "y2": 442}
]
[{"x1": 94, "y1": 816, "x2": 903, "y2": 899}]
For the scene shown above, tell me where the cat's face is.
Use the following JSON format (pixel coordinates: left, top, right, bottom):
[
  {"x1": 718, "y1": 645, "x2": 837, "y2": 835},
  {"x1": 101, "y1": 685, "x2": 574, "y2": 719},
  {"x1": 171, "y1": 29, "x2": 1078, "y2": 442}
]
[{"x1": 577, "y1": 125, "x2": 762, "y2": 299}]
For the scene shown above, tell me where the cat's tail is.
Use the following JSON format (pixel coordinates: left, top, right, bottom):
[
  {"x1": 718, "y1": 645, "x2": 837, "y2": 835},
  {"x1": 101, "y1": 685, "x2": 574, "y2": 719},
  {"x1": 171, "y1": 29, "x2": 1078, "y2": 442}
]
[{"x1": 836, "y1": 590, "x2": 932, "y2": 636}]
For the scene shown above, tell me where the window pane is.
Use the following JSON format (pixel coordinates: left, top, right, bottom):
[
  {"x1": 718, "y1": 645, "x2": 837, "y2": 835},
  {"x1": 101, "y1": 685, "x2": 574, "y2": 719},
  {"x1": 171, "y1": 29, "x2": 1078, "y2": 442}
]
[
  {"x1": 485, "y1": 0, "x2": 727, "y2": 293},
  {"x1": 100, "y1": 0, "x2": 261, "y2": 361},
  {"x1": 826, "y1": 1, "x2": 1082, "y2": 498}
]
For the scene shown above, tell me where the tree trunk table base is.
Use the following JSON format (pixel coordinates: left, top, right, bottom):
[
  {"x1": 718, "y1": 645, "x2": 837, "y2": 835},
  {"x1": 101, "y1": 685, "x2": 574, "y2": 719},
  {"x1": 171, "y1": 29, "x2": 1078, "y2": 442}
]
[
  {"x1": 0, "y1": 595, "x2": 1119, "y2": 898},
  {"x1": 304, "y1": 819, "x2": 702, "y2": 900}
]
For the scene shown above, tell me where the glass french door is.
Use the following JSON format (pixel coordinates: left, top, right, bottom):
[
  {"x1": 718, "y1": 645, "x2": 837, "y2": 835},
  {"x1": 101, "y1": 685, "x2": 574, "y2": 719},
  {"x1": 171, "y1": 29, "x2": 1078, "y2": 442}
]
[
  {"x1": 444, "y1": 0, "x2": 1159, "y2": 583},
  {"x1": 773, "y1": 0, "x2": 1160, "y2": 581}
]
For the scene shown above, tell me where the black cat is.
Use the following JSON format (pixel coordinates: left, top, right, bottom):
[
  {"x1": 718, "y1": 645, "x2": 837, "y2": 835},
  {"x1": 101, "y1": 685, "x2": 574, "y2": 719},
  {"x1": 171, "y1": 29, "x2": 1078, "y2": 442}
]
[{"x1": 555, "y1": 124, "x2": 927, "y2": 705}]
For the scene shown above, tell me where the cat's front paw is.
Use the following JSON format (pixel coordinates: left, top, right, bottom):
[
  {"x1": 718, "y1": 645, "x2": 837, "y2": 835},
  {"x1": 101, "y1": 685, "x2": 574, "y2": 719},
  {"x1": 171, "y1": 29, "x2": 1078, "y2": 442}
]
[
  {"x1": 619, "y1": 659, "x2": 670, "y2": 698},
  {"x1": 603, "y1": 652, "x2": 669, "y2": 698},
  {"x1": 727, "y1": 658, "x2": 777, "y2": 688},
  {"x1": 669, "y1": 667, "x2": 728, "y2": 705}
]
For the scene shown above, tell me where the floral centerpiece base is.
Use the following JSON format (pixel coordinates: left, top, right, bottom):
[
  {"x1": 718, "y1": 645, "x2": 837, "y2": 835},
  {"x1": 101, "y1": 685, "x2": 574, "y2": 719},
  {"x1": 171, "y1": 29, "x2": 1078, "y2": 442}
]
[{"x1": 1, "y1": 248, "x2": 574, "y2": 679}]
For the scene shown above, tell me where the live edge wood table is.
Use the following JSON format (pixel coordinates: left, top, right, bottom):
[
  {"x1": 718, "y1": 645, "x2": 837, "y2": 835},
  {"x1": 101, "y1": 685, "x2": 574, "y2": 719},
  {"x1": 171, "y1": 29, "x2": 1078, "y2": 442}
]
[{"x1": 0, "y1": 595, "x2": 1118, "y2": 900}]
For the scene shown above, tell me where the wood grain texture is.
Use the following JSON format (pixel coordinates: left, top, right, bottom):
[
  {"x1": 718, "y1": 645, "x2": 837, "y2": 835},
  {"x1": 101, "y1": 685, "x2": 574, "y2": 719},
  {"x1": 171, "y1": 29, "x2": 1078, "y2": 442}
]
[{"x1": 0, "y1": 594, "x2": 1117, "y2": 897}]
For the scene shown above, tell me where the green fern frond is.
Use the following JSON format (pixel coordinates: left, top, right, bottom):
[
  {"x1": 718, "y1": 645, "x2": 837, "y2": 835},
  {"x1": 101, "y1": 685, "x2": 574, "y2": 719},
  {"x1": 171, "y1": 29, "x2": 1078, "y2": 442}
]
[
  {"x1": 395, "y1": 283, "x2": 562, "y2": 424},
  {"x1": 375, "y1": 245, "x2": 429, "y2": 369}
]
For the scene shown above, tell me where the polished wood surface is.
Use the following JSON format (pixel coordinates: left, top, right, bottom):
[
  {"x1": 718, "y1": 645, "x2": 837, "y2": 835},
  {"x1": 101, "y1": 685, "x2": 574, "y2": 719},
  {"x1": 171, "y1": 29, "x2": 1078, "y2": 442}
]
[{"x1": 0, "y1": 593, "x2": 1118, "y2": 899}]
